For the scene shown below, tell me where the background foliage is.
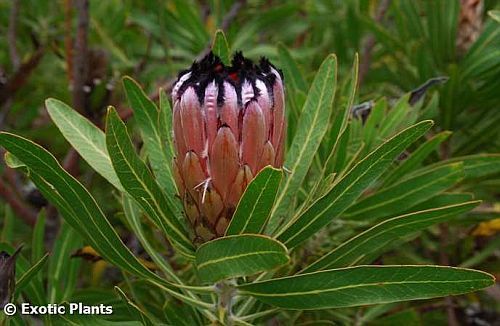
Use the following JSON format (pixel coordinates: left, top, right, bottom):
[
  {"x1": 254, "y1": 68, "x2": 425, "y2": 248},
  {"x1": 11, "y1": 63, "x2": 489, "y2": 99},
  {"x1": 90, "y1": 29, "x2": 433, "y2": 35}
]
[{"x1": 0, "y1": 0, "x2": 499, "y2": 325}]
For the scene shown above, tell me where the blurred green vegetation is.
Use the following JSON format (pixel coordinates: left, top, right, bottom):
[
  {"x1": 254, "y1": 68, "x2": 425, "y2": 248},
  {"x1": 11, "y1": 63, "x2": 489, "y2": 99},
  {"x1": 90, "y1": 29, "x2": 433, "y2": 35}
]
[{"x1": 0, "y1": 0, "x2": 499, "y2": 324}]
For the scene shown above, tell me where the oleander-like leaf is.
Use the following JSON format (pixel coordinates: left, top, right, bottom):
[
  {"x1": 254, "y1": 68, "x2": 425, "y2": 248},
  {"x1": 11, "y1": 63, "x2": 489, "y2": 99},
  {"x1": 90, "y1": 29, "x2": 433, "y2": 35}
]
[
  {"x1": 383, "y1": 131, "x2": 452, "y2": 186},
  {"x1": 105, "y1": 107, "x2": 194, "y2": 257},
  {"x1": 489, "y1": 10, "x2": 500, "y2": 23},
  {"x1": 212, "y1": 29, "x2": 230, "y2": 64},
  {"x1": 403, "y1": 192, "x2": 474, "y2": 213},
  {"x1": 122, "y1": 77, "x2": 181, "y2": 214},
  {"x1": 164, "y1": 300, "x2": 198, "y2": 326},
  {"x1": 0, "y1": 132, "x2": 167, "y2": 284},
  {"x1": 302, "y1": 201, "x2": 480, "y2": 273},
  {"x1": 31, "y1": 209, "x2": 46, "y2": 264},
  {"x1": 47, "y1": 223, "x2": 82, "y2": 303},
  {"x1": 226, "y1": 167, "x2": 283, "y2": 235},
  {"x1": 195, "y1": 235, "x2": 289, "y2": 284},
  {"x1": 238, "y1": 265, "x2": 494, "y2": 310},
  {"x1": 277, "y1": 44, "x2": 308, "y2": 93},
  {"x1": 277, "y1": 120, "x2": 433, "y2": 248},
  {"x1": 115, "y1": 286, "x2": 155, "y2": 326},
  {"x1": 15, "y1": 253, "x2": 49, "y2": 297},
  {"x1": 45, "y1": 98, "x2": 123, "y2": 191},
  {"x1": 122, "y1": 195, "x2": 177, "y2": 280},
  {"x1": 344, "y1": 163, "x2": 464, "y2": 221},
  {"x1": 268, "y1": 54, "x2": 338, "y2": 232},
  {"x1": 414, "y1": 154, "x2": 500, "y2": 181}
]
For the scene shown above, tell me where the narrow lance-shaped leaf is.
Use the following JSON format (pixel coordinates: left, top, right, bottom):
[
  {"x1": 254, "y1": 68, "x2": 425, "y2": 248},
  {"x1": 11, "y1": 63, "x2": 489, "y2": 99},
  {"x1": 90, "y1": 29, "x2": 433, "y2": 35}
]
[
  {"x1": 159, "y1": 88, "x2": 175, "y2": 164},
  {"x1": 226, "y1": 167, "x2": 283, "y2": 235},
  {"x1": 324, "y1": 54, "x2": 359, "y2": 175},
  {"x1": 47, "y1": 223, "x2": 82, "y2": 303},
  {"x1": 195, "y1": 235, "x2": 289, "y2": 284},
  {"x1": 277, "y1": 43, "x2": 308, "y2": 93},
  {"x1": 344, "y1": 163, "x2": 464, "y2": 221},
  {"x1": 302, "y1": 201, "x2": 480, "y2": 273},
  {"x1": 0, "y1": 132, "x2": 168, "y2": 284},
  {"x1": 122, "y1": 77, "x2": 181, "y2": 213},
  {"x1": 105, "y1": 107, "x2": 194, "y2": 257},
  {"x1": 122, "y1": 195, "x2": 177, "y2": 280},
  {"x1": 408, "y1": 192, "x2": 474, "y2": 214},
  {"x1": 31, "y1": 209, "x2": 46, "y2": 264},
  {"x1": 411, "y1": 154, "x2": 500, "y2": 181},
  {"x1": 212, "y1": 29, "x2": 230, "y2": 65},
  {"x1": 15, "y1": 253, "x2": 49, "y2": 297},
  {"x1": 115, "y1": 286, "x2": 155, "y2": 326},
  {"x1": 382, "y1": 131, "x2": 451, "y2": 186},
  {"x1": 45, "y1": 98, "x2": 123, "y2": 191},
  {"x1": 238, "y1": 265, "x2": 494, "y2": 310},
  {"x1": 277, "y1": 120, "x2": 433, "y2": 248},
  {"x1": 267, "y1": 54, "x2": 338, "y2": 233}
]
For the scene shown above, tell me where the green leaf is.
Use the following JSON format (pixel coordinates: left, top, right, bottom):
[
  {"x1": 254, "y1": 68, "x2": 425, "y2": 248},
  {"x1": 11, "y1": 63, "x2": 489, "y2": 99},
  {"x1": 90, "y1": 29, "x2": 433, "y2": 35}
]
[
  {"x1": 344, "y1": 163, "x2": 464, "y2": 221},
  {"x1": 268, "y1": 54, "x2": 338, "y2": 232},
  {"x1": 122, "y1": 195, "x2": 176, "y2": 280},
  {"x1": 378, "y1": 94, "x2": 411, "y2": 139},
  {"x1": 419, "y1": 154, "x2": 500, "y2": 181},
  {"x1": 45, "y1": 98, "x2": 123, "y2": 191},
  {"x1": 105, "y1": 107, "x2": 194, "y2": 257},
  {"x1": 159, "y1": 88, "x2": 175, "y2": 166},
  {"x1": 277, "y1": 44, "x2": 308, "y2": 93},
  {"x1": 31, "y1": 209, "x2": 46, "y2": 264},
  {"x1": 1, "y1": 207, "x2": 14, "y2": 245},
  {"x1": 238, "y1": 265, "x2": 494, "y2": 310},
  {"x1": 383, "y1": 131, "x2": 451, "y2": 186},
  {"x1": 122, "y1": 77, "x2": 180, "y2": 210},
  {"x1": 324, "y1": 54, "x2": 359, "y2": 176},
  {"x1": 363, "y1": 98, "x2": 386, "y2": 150},
  {"x1": 0, "y1": 132, "x2": 166, "y2": 284},
  {"x1": 226, "y1": 167, "x2": 283, "y2": 235},
  {"x1": 115, "y1": 287, "x2": 155, "y2": 326},
  {"x1": 488, "y1": 10, "x2": 500, "y2": 23},
  {"x1": 164, "y1": 300, "x2": 198, "y2": 326},
  {"x1": 195, "y1": 235, "x2": 289, "y2": 284},
  {"x1": 212, "y1": 29, "x2": 230, "y2": 64},
  {"x1": 277, "y1": 121, "x2": 433, "y2": 248},
  {"x1": 15, "y1": 253, "x2": 49, "y2": 297},
  {"x1": 407, "y1": 192, "x2": 474, "y2": 212},
  {"x1": 303, "y1": 201, "x2": 480, "y2": 273},
  {"x1": 48, "y1": 223, "x2": 82, "y2": 303}
]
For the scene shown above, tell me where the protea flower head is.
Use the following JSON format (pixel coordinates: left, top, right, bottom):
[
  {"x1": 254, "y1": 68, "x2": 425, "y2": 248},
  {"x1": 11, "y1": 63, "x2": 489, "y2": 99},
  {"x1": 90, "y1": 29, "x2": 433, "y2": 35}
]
[{"x1": 171, "y1": 52, "x2": 285, "y2": 243}]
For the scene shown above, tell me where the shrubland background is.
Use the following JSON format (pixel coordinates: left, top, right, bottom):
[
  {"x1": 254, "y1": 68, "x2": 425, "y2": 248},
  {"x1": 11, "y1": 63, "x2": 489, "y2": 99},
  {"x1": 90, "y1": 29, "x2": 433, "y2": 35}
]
[{"x1": 0, "y1": 0, "x2": 499, "y2": 325}]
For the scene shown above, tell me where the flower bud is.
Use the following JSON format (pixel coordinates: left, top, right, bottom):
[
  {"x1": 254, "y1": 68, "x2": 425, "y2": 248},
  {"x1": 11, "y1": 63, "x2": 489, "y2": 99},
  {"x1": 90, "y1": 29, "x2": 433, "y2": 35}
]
[{"x1": 172, "y1": 52, "x2": 285, "y2": 242}]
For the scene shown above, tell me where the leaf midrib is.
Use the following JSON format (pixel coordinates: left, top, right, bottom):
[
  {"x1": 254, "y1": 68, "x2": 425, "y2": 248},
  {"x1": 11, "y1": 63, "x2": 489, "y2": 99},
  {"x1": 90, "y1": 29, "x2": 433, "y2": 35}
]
[
  {"x1": 271, "y1": 58, "x2": 335, "y2": 221},
  {"x1": 197, "y1": 250, "x2": 286, "y2": 270},
  {"x1": 241, "y1": 279, "x2": 488, "y2": 297},
  {"x1": 4, "y1": 137, "x2": 154, "y2": 280},
  {"x1": 306, "y1": 203, "x2": 474, "y2": 272},
  {"x1": 347, "y1": 166, "x2": 461, "y2": 217},
  {"x1": 108, "y1": 118, "x2": 192, "y2": 251},
  {"x1": 280, "y1": 124, "x2": 426, "y2": 246}
]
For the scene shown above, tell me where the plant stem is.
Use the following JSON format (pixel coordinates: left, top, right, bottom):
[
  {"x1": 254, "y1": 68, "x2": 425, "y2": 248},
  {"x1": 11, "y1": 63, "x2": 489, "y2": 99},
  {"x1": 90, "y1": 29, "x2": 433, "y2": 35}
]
[{"x1": 216, "y1": 280, "x2": 236, "y2": 325}]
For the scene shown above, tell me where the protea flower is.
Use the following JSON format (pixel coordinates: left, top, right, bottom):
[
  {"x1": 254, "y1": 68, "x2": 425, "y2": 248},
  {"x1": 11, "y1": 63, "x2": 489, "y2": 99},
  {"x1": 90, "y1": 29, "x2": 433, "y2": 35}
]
[{"x1": 171, "y1": 52, "x2": 285, "y2": 243}]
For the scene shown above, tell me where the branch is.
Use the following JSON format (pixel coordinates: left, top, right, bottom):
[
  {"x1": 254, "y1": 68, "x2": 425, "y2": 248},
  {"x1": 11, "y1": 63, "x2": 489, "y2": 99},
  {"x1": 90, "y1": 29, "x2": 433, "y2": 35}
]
[
  {"x1": 0, "y1": 48, "x2": 45, "y2": 106},
  {"x1": 0, "y1": 177, "x2": 37, "y2": 226}
]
